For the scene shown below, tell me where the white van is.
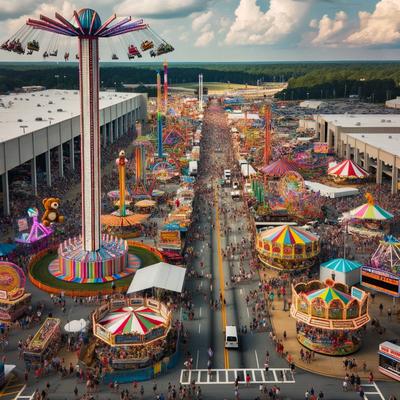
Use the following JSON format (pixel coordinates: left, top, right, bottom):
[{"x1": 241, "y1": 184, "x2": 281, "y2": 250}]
[{"x1": 225, "y1": 325, "x2": 239, "y2": 349}]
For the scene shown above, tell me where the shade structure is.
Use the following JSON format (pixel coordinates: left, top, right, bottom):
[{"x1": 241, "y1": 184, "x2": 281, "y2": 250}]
[
  {"x1": 135, "y1": 199, "x2": 157, "y2": 208},
  {"x1": 260, "y1": 159, "x2": 299, "y2": 177},
  {"x1": 371, "y1": 235, "x2": 400, "y2": 274},
  {"x1": 64, "y1": 319, "x2": 87, "y2": 333},
  {"x1": 107, "y1": 190, "x2": 131, "y2": 200},
  {"x1": 328, "y1": 160, "x2": 368, "y2": 179},
  {"x1": 99, "y1": 305, "x2": 166, "y2": 335},
  {"x1": 101, "y1": 213, "x2": 150, "y2": 227},
  {"x1": 349, "y1": 203, "x2": 393, "y2": 220},
  {"x1": 306, "y1": 286, "x2": 352, "y2": 305},
  {"x1": 127, "y1": 262, "x2": 186, "y2": 294},
  {"x1": 260, "y1": 225, "x2": 318, "y2": 245},
  {"x1": 320, "y1": 258, "x2": 362, "y2": 286}
]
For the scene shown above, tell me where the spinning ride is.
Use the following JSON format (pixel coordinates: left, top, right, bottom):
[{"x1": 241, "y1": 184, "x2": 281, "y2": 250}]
[
  {"x1": 256, "y1": 225, "x2": 320, "y2": 271},
  {"x1": 0, "y1": 262, "x2": 31, "y2": 323},
  {"x1": 278, "y1": 171, "x2": 305, "y2": 198},
  {"x1": 4, "y1": 8, "x2": 172, "y2": 285},
  {"x1": 291, "y1": 279, "x2": 370, "y2": 356},
  {"x1": 15, "y1": 208, "x2": 52, "y2": 245}
]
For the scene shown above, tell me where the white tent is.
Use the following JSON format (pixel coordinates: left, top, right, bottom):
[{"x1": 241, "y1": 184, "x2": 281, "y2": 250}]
[
  {"x1": 127, "y1": 262, "x2": 186, "y2": 294},
  {"x1": 305, "y1": 180, "x2": 359, "y2": 198},
  {"x1": 64, "y1": 319, "x2": 87, "y2": 333}
]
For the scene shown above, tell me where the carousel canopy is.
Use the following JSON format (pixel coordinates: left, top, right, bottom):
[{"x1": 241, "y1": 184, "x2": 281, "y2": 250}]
[
  {"x1": 135, "y1": 199, "x2": 157, "y2": 208},
  {"x1": 328, "y1": 159, "x2": 368, "y2": 178},
  {"x1": 349, "y1": 203, "x2": 393, "y2": 220},
  {"x1": 259, "y1": 225, "x2": 319, "y2": 245},
  {"x1": 127, "y1": 262, "x2": 186, "y2": 294},
  {"x1": 306, "y1": 286, "x2": 352, "y2": 305},
  {"x1": 260, "y1": 159, "x2": 299, "y2": 177},
  {"x1": 321, "y1": 258, "x2": 362, "y2": 273},
  {"x1": 100, "y1": 213, "x2": 150, "y2": 227},
  {"x1": 99, "y1": 305, "x2": 166, "y2": 335}
]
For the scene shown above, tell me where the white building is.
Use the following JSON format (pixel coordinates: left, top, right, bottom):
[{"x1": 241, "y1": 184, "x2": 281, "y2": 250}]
[
  {"x1": 299, "y1": 100, "x2": 327, "y2": 110},
  {"x1": 385, "y1": 97, "x2": 400, "y2": 109},
  {"x1": 315, "y1": 114, "x2": 400, "y2": 193},
  {"x1": 0, "y1": 89, "x2": 147, "y2": 216}
]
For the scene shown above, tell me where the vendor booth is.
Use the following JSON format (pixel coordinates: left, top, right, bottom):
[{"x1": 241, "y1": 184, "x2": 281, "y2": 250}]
[{"x1": 320, "y1": 258, "x2": 362, "y2": 286}]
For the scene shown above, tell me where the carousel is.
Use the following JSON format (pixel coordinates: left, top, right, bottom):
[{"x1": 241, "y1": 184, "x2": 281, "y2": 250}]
[
  {"x1": 256, "y1": 225, "x2": 320, "y2": 270},
  {"x1": 347, "y1": 193, "x2": 393, "y2": 238},
  {"x1": 90, "y1": 297, "x2": 177, "y2": 374},
  {"x1": 291, "y1": 279, "x2": 370, "y2": 356},
  {"x1": 0, "y1": 261, "x2": 31, "y2": 323}
]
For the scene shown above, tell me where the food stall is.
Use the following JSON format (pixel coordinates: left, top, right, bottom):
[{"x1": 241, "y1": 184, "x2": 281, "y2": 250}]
[{"x1": 23, "y1": 318, "x2": 61, "y2": 367}]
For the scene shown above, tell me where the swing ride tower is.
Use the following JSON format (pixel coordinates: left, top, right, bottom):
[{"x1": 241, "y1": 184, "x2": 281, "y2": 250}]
[{"x1": 5, "y1": 8, "x2": 173, "y2": 283}]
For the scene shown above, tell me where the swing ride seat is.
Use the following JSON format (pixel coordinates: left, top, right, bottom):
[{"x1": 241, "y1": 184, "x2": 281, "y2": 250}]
[
  {"x1": 1, "y1": 42, "x2": 9, "y2": 51},
  {"x1": 27, "y1": 40, "x2": 39, "y2": 51},
  {"x1": 64, "y1": 52, "x2": 69, "y2": 61},
  {"x1": 128, "y1": 45, "x2": 140, "y2": 56},
  {"x1": 75, "y1": 54, "x2": 79, "y2": 59},
  {"x1": 150, "y1": 50, "x2": 157, "y2": 58},
  {"x1": 112, "y1": 54, "x2": 119, "y2": 60},
  {"x1": 128, "y1": 53, "x2": 136, "y2": 60},
  {"x1": 43, "y1": 51, "x2": 49, "y2": 58},
  {"x1": 27, "y1": 50, "x2": 33, "y2": 55},
  {"x1": 49, "y1": 50, "x2": 58, "y2": 57},
  {"x1": 14, "y1": 45, "x2": 25, "y2": 54},
  {"x1": 156, "y1": 43, "x2": 174, "y2": 56},
  {"x1": 140, "y1": 40, "x2": 154, "y2": 51}
]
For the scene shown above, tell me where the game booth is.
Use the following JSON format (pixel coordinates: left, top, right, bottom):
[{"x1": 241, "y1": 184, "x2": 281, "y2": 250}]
[
  {"x1": 361, "y1": 236, "x2": 400, "y2": 297},
  {"x1": 86, "y1": 297, "x2": 178, "y2": 379},
  {"x1": 23, "y1": 318, "x2": 61, "y2": 367},
  {"x1": 291, "y1": 279, "x2": 370, "y2": 355},
  {"x1": 0, "y1": 261, "x2": 31, "y2": 323},
  {"x1": 378, "y1": 341, "x2": 400, "y2": 381},
  {"x1": 256, "y1": 225, "x2": 320, "y2": 270}
]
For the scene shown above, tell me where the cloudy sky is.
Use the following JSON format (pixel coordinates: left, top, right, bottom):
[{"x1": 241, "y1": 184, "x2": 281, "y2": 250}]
[{"x1": 0, "y1": 0, "x2": 399, "y2": 61}]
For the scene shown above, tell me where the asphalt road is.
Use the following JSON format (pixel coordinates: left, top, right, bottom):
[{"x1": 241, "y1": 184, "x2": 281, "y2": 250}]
[{"x1": 2, "y1": 100, "x2": 400, "y2": 400}]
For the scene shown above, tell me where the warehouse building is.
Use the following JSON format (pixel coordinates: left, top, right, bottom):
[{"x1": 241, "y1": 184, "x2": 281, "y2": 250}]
[{"x1": 0, "y1": 89, "x2": 147, "y2": 216}]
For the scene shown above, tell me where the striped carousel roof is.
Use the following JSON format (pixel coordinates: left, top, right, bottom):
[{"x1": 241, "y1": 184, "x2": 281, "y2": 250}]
[
  {"x1": 320, "y1": 258, "x2": 362, "y2": 273},
  {"x1": 259, "y1": 225, "x2": 319, "y2": 245},
  {"x1": 260, "y1": 159, "x2": 299, "y2": 177},
  {"x1": 306, "y1": 286, "x2": 352, "y2": 305},
  {"x1": 328, "y1": 159, "x2": 368, "y2": 178}
]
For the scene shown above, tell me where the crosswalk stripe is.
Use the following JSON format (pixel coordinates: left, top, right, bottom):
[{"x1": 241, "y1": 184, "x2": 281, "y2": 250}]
[{"x1": 180, "y1": 368, "x2": 295, "y2": 385}]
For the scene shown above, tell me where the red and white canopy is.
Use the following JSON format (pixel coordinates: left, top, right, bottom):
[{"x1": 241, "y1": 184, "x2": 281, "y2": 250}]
[{"x1": 328, "y1": 160, "x2": 368, "y2": 178}]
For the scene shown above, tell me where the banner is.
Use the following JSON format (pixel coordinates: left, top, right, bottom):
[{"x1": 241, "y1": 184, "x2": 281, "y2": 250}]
[
  {"x1": 160, "y1": 230, "x2": 180, "y2": 243},
  {"x1": 17, "y1": 218, "x2": 28, "y2": 232},
  {"x1": 313, "y1": 142, "x2": 329, "y2": 154}
]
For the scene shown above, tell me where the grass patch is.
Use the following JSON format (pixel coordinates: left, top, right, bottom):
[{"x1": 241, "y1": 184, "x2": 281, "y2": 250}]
[{"x1": 30, "y1": 246, "x2": 161, "y2": 291}]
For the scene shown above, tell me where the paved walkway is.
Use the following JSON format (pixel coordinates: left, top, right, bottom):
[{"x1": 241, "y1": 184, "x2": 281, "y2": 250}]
[{"x1": 261, "y1": 268, "x2": 400, "y2": 382}]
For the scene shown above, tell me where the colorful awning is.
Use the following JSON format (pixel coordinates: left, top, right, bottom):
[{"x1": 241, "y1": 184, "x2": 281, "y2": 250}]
[
  {"x1": 321, "y1": 258, "x2": 362, "y2": 273},
  {"x1": 328, "y1": 160, "x2": 368, "y2": 178},
  {"x1": 306, "y1": 287, "x2": 352, "y2": 304},
  {"x1": 259, "y1": 225, "x2": 319, "y2": 245},
  {"x1": 260, "y1": 159, "x2": 299, "y2": 177}
]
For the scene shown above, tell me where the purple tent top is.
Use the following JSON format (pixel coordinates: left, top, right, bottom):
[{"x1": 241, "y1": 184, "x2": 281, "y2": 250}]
[{"x1": 260, "y1": 159, "x2": 299, "y2": 177}]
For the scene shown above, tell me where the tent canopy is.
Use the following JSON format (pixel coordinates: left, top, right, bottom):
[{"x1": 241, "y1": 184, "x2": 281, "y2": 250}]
[
  {"x1": 260, "y1": 159, "x2": 299, "y2": 177},
  {"x1": 321, "y1": 258, "x2": 362, "y2": 273},
  {"x1": 64, "y1": 319, "x2": 87, "y2": 333},
  {"x1": 127, "y1": 262, "x2": 186, "y2": 294},
  {"x1": 328, "y1": 159, "x2": 368, "y2": 178}
]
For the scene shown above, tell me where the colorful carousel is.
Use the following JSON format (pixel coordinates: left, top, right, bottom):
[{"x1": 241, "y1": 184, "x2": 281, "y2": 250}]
[
  {"x1": 291, "y1": 279, "x2": 370, "y2": 355},
  {"x1": 260, "y1": 159, "x2": 299, "y2": 178},
  {"x1": 256, "y1": 225, "x2": 320, "y2": 270},
  {"x1": 93, "y1": 297, "x2": 171, "y2": 346}
]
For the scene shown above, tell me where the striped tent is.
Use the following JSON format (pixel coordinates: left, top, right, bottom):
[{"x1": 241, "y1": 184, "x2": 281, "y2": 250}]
[
  {"x1": 260, "y1": 225, "x2": 318, "y2": 245},
  {"x1": 260, "y1": 159, "x2": 299, "y2": 177},
  {"x1": 350, "y1": 203, "x2": 393, "y2": 220},
  {"x1": 328, "y1": 160, "x2": 368, "y2": 179},
  {"x1": 306, "y1": 286, "x2": 352, "y2": 305}
]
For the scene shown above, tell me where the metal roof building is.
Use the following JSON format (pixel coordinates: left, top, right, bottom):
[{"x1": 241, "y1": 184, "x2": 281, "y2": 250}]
[{"x1": 0, "y1": 89, "x2": 147, "y2": 215}]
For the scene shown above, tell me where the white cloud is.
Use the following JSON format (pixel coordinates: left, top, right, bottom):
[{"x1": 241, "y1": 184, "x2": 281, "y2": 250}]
[
  {"x1": 225, "y1": 0, "x2": 310, "y2": 45},
  {"x1": 195, "y1": 30, "x2": 214, "y2": 47},
  {"x1": 311, "y1": 11, "x2": 348, "y2": 46},
  {"x1": 192, "y1": 10, "x2": 213, "y2": 32},
  {"x1": 0, "y1": 1, "x2": 37, "y2": 20},
  {"x1": 309, "y1": 19, "x2": 318, "y2": 29},
  {"x1": 218, "y1": 16, "x2": 231, "y2": 34},
  {"x1": 179, "y1": 32, "x2": 189, "y2": 42},
  {"x1": 345, "y1": 0, "x2": 400, "y2": 46},
  {"x1": 115, "y1": 0, "x2": 210, "y2": 19}
]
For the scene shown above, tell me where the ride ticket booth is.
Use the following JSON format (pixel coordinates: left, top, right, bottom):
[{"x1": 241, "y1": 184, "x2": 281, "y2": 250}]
[{"x1": 378, "y1": 341, "x2": 400, "y2": 381}]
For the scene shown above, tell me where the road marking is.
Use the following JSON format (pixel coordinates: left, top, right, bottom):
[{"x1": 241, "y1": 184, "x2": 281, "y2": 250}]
[
  {"x1": 254, "y1": 351, "x2": 260, "y2": 368},
  {"x1": 246, "y1": 307, "x2": 250, "y2": 318},
  {"x1": 362, "y1": 382, "x2": 386, "y2": 400},
  {"x1": 196, "y1": 350, "x2": 200, "y2": 369},
  {"x1": 200, "y1": 281, "x2": 203, "y2": 288},
  {"x1": 198, "y1": 323, "x2": 201, "y2": 334},
  {"x1": 240, "y1": 288, "x2": 243, "y2": 295},
  {"x1": 180, "y1": 368, "x2": 295, "y2": 385},
  {"x1": 214, "y1": 185, "x2": 229, "y2": 369},
  {"x1": 199, "y1": 307, "x2": 202, "y2": 317}
]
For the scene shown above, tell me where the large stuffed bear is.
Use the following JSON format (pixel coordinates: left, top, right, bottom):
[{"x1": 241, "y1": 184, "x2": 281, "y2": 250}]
[{"x1": 41, "y1": 197, "x2": 64, "y2": 226}]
